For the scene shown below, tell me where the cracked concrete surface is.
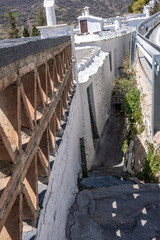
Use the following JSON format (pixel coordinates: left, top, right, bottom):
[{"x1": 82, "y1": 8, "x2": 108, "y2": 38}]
[{"x1": 66, "y1": 183, "x2": 160, "y2": 240}]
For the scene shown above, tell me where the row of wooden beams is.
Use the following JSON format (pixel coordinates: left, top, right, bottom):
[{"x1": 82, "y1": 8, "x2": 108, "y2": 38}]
[
  {"x1": 0, "y1": 64, "x2": 73, "y2": 230},
  {"x1": 0, "y1": 39, "x2": 73, "y2": 240}
]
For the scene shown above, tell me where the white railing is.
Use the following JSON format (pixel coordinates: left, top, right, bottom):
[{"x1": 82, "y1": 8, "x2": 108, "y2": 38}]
[{"x1": 131, "y1": 11, "x2": 160, "y2": 136}]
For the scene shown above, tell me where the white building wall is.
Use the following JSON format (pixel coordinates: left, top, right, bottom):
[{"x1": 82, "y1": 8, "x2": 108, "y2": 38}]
[
  {"x1": 81, "y1": 58, "x2": 112, "y2": 167},
  {"x1": 36, "y1": 86, "x2": 83, "y2": 240},
  {"x1": 87, "y1": 19, "x2": 103, "y2": 33},
  {"x1": 78, "y1": 18, "x2": 103, "y2": 33},
  {"x1": 77, "y1": 48, "x2": 113, "y2": 168},
  {"x1": 127, "y1": 17, "x2": 147, "y2": 27},
  {"x1": 76, "y1": 32, "x2": 132, "y2": 168},
  {"x1": 91, "y1": 33, "x2": 130, "y2": 67}
]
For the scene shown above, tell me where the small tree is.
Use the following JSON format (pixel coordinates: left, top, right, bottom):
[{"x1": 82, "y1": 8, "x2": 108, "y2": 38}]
[
  {"x1": 31, "y1": 25, "x2": 40, "y2": 36},
  {"x1": 132, "y1": 0, "x2": 146, "y2": 13},
  {"x1": 144, "y1": 0, "x2": 150, "y2": 4},
  {"x1": 5, "y1": 9, "x2": 19, "y2": 39},
  {"x1": 128, "y1": 5, "x2": 133, "y2": 13},
  {"x1": 23, "y1": 27, "x2": 30, "y2": 37},
  {"x1": 35, "y1": 5, "x2": 46, "y2": 26}
]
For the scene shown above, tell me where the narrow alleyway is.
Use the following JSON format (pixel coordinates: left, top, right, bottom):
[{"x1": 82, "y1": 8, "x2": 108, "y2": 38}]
[
  {"x1": 92, "y1": 104, "x2": 125, "y2": 176},
  {"x1": 66, "y1": 104, "x2": 160, "y2": 240}
]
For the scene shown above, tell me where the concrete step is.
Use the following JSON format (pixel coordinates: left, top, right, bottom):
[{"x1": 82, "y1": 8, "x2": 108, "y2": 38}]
[
  {"x1": 89, "y1": 165, "x2": 124, "y2": 177},
  {"x1": 79, "y1": 175, "x2": 134, "y2": 189}
]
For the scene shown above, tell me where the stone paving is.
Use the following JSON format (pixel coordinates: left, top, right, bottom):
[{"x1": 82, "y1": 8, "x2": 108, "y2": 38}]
[
  {"x1": 66, "y1": 103, "x2": 160, "y2": 240},
  {"x1": 66, "y1": 180, "x2": 160, "y2": 240}
]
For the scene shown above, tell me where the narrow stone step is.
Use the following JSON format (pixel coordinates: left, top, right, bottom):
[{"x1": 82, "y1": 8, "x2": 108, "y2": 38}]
[
  {"x1": 89, "y1": 165, "x2": 124, "y2": 177},
  {"x1": 79, "y1": 176, "x2": 134, "y2": 189}
]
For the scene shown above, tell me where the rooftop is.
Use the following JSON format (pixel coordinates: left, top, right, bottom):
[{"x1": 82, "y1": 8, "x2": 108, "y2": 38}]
[{"x1": 75, "y1": 28, "x2": 135, "y2": 45}]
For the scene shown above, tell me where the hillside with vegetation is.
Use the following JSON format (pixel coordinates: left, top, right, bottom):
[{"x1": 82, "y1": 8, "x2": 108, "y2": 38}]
[
  {"x1": 128, "y1": 0, "x2": 160, "y2": 14},
  {"x1": 0, "y1": 0, "x2": 133, "y2": 39}
]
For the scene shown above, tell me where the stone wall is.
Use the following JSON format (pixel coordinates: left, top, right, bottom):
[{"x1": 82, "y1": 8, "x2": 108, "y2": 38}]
[{"x1": 123, "y1": 54, "x2": 156, "y2": 174}]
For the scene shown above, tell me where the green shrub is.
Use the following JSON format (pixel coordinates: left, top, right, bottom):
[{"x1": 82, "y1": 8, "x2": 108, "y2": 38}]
[
  {"x1": 137, "y1": 142, "x2": 160, "y2": 182},
  {"x1": 124, "y1": 87, "x2": 144, "y2": 135},
  {"x1": 114, "y1": 54, "x2": 145, "y2": 158},
  {"x1": 122, "y1": 140, "x2": 128, "y2": 154}
]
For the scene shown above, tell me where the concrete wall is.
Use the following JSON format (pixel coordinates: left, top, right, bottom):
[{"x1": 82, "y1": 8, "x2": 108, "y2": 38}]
[
  {"x1": 36, "y1": 85, "x2": 83, "y2": 240},
  {"x1": 76, "y1": 32, "x2": 131, "y2": 77},
  {"x1": 76, "y1": 47, "x2": 112, "y2": 169}
]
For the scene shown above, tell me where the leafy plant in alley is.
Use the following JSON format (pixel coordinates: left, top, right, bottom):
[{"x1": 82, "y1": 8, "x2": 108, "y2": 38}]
[{"x1": 137, "y1": 142, "x2": 160, "y2": 182}]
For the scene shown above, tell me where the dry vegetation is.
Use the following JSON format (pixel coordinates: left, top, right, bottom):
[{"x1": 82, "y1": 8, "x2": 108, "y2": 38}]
[{"x1": 0, "y1": 0, "x2": 132, "y2": 38}]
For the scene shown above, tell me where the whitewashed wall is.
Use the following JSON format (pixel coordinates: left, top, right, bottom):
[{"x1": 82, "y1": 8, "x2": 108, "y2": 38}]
[
  {"x1": 76, "y1": 33, "x2": 132, "y2": 168},
  {"x1": 77, "y1": 47, "x2": 112, "y2": 169},
  {"x1": 78, "y1": 17, "x2": 103, "y2": 33},
  {"x1": 85, "y1": 33, "x2": 131, "y2": 73},
  {"x1": 87, "y1": 18, "x2": 103, "y2": 33},
  {"x1": 36, "y1": 86, "x2": 83, "y2": 240}
]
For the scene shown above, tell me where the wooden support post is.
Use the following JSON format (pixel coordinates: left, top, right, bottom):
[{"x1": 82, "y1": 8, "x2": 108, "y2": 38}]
[
  {"x1": 21, "y1": 72, "x2": 36, "y2": 121},
  {"x1": 0, "y1": 84, "x2": 21, "y2": 154},
  {"x1": 23, "y1": 156, "x2": 38, "y2": 220},
  {"x1": 55, "y1": 101, "x2": 62, "y2": 129},
  {"x1": 37, "y1": 64, "x2": 47, "y2": 103},
  {"x1": 0, "y1": 193, "x2": 23, "y2": 240},
  {"x1": 49, "y1": 114, "x2": 56, "y2": 151},
  {"x1": 39, "y1": 129, "x2": 49, "y2": 161}
]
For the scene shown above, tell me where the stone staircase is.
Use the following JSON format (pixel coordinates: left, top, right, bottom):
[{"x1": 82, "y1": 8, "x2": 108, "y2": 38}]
[{"x1": 66, "y1": 167, "x2": 160, "y2": 240}]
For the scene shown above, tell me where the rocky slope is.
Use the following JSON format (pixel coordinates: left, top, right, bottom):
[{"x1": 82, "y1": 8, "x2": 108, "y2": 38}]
[{"x1": 0, "y1": 0, "x2": 132, "y2": 38}]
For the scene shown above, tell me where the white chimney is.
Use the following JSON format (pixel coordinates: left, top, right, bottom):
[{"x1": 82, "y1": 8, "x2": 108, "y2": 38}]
[
  {"x1": 82, "y1": 6, "x2": 90, "y2": 16},
  {"x1": 44, "y1": 0, "x2": 56, "y2": 26},
  {"x1": 145, "y1": 5, "x2": 150, "y2": 18},
  {"x1": 115, "y1": 17, "x2": 121, "y2": 30}
]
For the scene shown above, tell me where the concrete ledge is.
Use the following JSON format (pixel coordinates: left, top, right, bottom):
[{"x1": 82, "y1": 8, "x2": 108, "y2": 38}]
[{"x1": 0, "y1": 36, "x2": 70, "y2": 68}]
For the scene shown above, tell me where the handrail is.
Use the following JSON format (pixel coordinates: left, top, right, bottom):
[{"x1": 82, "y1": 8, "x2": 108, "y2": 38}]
[
  {"x1": 131, "y1": 11, "x2": 160, "y2": 137},
  {"x1": 137, "y1": 11, "x2": 160, "y2": 33},
  {"x1": 137, "y1": 11, "x2": 160, "y2": 50}
]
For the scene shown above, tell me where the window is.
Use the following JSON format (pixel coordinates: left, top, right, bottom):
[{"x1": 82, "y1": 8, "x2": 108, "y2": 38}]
[{"x1": 109, "y1": 51, "x2": 112, "y2": 72}]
